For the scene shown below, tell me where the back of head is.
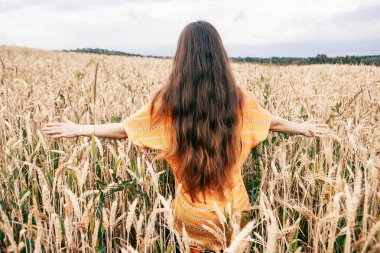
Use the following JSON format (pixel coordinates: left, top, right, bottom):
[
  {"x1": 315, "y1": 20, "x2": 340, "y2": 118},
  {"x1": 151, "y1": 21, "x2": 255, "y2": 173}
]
[{"x1": 151, "y1": 20, "x2": 244, "y2": 203}]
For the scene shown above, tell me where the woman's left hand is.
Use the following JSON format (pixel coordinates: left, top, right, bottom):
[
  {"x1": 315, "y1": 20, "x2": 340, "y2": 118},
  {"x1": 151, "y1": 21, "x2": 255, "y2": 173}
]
[
  {"x1": 300, "y1": 122, "x2": 331, "y2": 138},
  {"x1": 42, "y1": 119, "x2": 79, "y2": 139}
]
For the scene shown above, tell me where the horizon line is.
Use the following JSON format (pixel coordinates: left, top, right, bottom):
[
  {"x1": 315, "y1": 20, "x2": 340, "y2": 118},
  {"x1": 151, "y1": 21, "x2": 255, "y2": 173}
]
[{"x1": 1, "y1": 44, "x2": 379, "y2": 59}]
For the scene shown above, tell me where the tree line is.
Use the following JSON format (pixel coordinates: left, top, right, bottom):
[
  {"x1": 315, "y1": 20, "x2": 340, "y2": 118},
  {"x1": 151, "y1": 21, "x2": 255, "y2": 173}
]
[
  {"x1": 231, "y1": 54, "x2": 380, "y2": 66},
  {"x1": 63, "y1": 48, "x2": 168, "y2": 59},
  {"x1": 64, "y1": 48, "x2": 380, "y2": 66}
]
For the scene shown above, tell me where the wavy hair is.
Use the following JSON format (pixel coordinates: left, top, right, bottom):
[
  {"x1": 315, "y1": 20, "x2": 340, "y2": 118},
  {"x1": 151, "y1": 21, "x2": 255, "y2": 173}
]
[{"x1": 150, "y1": 20, "x2": 244, "y2": 203}]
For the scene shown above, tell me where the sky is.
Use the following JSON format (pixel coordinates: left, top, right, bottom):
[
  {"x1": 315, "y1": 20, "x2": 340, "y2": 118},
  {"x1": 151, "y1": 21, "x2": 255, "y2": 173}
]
[{"x1": 0, "y1": 0, "x2": 379, "y2": 57}]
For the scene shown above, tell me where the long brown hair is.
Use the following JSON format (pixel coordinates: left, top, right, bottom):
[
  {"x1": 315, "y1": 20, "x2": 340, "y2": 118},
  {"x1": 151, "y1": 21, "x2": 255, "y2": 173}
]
[{"x1": 150, "y1": 20, "x2": 244, "y2": 203}]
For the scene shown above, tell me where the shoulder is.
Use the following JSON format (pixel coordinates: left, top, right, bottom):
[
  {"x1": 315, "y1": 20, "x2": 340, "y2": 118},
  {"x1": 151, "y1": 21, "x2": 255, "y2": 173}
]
[
  {"x1": 126, "y1": 90, "x2": 163, "y2": 119},
  {"x1": 239, "y1": 86, "x2": 271, "y2": 126},
  {"x1": 239, "y1": 87, "x2": 262, "y2": 111}
]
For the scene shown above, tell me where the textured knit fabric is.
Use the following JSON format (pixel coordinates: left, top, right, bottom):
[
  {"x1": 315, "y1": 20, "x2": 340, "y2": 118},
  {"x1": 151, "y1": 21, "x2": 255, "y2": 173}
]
[{"x1": 123, "y1": 88, "x2": 272, "y2": 250}]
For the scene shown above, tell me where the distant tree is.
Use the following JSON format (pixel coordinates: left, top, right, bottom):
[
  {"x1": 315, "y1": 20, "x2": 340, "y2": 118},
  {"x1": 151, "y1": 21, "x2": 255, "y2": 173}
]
[{"x1": 64, "y1": 48, "x2": 380, "y2": 66}]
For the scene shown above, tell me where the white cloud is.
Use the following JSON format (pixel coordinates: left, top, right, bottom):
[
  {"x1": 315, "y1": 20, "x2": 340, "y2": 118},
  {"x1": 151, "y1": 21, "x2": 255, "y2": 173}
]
[{"x1": 0, "y1": 0, "x2": 379, "y2": 56}]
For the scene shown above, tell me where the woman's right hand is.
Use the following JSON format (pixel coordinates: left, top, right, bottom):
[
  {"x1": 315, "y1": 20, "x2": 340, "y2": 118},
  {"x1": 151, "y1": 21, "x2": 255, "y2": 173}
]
[
  {"x1": 299, "y1": 122, "x2": 331, "y2": 138},
  {"x1": 42, "y1": 119, "x2": 79, "y2": 139}
]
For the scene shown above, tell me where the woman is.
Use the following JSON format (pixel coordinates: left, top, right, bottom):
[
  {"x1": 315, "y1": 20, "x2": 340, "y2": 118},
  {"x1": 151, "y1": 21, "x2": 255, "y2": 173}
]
[{"x1": 42, "y1": 21, "x2": 331, "y2": 252}]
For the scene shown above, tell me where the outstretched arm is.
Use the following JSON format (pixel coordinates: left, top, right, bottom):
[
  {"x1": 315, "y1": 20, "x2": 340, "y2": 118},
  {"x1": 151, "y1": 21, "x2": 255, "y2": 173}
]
[
  {"x1": 269, "y1": 114, "x2": 331, "y2": 138},
  {"x1": 42, "y1": 119, "x2": 128, "y2": 139}
]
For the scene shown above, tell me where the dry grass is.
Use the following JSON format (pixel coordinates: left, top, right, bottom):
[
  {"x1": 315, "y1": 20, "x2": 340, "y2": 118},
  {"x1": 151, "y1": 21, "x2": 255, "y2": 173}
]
[{"x1": 0, "y1": 45, "x2": 379, "y2": 252}]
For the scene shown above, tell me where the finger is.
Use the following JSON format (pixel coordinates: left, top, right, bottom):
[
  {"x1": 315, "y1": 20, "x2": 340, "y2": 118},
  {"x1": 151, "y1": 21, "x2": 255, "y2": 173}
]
[
  {"x1": 46, "y1": 122, "x2": 63, "y2": 127},
  {"x1": 44, "y1": 125, "x2": 64, "y2": 130},
  {"x1": 322, "y1": 127, "x2": 331, "y2": 133},
  {"x1": 314, "y1": 125, "x2": 330, "y2": 131},
  {"x1": 42, "y1": 126, "x2": 58, "y2": 131},
  {"x1": 42, "y1": 126, "x2": 62, "y2": 131},
  {"x1": 311, "y1": 124, "x2": 328, "y2": 129},
  {"x1": 315, "y1": 128, "x2": 330, "y2": 134},
  {"x1": 43, "y1": 125, "x2": 63, "y2": 130},
  {"x1": 43, "y1": 129, "x2": 62, "y2": 135},
  {"x1": 51, "y1": 133, "x2": 64, "y2": 138}
]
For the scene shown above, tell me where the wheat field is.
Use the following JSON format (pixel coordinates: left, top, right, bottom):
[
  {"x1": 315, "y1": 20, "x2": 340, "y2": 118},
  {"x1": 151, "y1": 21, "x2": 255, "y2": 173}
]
[{"x1": 0, "y1": 45, "x2": 379, "y2": 252}]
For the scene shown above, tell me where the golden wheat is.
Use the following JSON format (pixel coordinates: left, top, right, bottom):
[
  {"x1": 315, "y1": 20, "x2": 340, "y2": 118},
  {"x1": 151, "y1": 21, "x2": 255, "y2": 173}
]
[{"x1": 0, "y1": 45, "x2": 379, "y2": 252}]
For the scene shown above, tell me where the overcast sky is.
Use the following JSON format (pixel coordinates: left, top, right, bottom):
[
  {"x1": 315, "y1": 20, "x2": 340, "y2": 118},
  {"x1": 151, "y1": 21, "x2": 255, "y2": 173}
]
[{"x1": 1, "y1": 0, "x2": 379, "y2": 57}]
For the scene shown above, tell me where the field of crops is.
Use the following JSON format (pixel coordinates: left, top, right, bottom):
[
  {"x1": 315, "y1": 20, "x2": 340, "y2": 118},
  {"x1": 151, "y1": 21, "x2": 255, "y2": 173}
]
[{"x1": 0, "y1": 45, "x2": 379, "y2": 252}]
